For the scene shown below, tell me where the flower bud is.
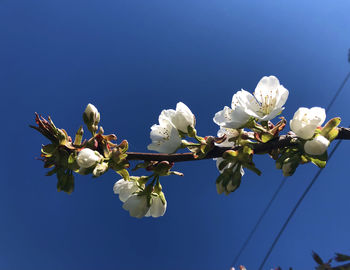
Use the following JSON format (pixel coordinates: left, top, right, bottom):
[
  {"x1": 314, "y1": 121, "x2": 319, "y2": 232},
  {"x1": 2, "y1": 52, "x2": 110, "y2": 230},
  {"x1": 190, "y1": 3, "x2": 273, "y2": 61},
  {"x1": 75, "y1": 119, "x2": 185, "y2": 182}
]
[
  {"x1": 290, "y1": 107, "x2": 326, "y2": 139},
  {"x1": 282, "y1": 162, "x2": 293, "y2": 177},
  {"x1": 76, "y1": 148, "x2": 102, "y2": 168},
  {"x1": 216, "y1": 181, "x2": 226, "y2": 195},
  {"x1": 83, "y1": 103, "x2": 100, "y2": 134},
  {"x1": 215, "y1": 165, "x2": 243, "y2": 195},
  {"x1": 93, "y1": 162, "x2": 109, "y2": 177},
  {"x1": 304, "y1": 135, "x2": 330, "y2": 156},
  {"x1": 276, "y1": 160, "x2": 282, "y2": 170}
]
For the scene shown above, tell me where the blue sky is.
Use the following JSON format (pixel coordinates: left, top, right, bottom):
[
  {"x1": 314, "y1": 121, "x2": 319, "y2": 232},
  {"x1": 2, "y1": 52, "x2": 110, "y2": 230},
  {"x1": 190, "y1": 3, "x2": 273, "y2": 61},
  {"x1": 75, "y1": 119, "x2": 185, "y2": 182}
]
[{"x1": 1, "y1": 1, "x2": 350, "y2": 269}]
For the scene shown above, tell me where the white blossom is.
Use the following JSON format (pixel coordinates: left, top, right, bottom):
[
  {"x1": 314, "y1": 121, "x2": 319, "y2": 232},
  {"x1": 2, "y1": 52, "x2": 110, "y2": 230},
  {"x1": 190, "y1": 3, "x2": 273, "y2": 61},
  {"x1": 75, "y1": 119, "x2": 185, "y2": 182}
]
[
  {"x1": 213, "y1": 104, "x2": 251, "y2": 129},
  {"x1": 249, "y1": 76, "x2": 289, "y2": 121},
  {"x1": 122, "y1": 194, "x2": 150, "y2": 218},
  {"x1": 145, "y1": 195, "x2": 167, "y2": 218},
  {"x1": 216, "y1": 127, "x2": 239, "y2": 147},
  {"x1": 304, "y1": 135, "x2": 330, "y2": 156},
  {"x1": 214, "y1": 76, "x2": 289, "y2": 128},
  {"x1": 114, "y1": 179, "x2": 167, "y2": 218},
  {"x1": 113, "y1": 179, "x2": 140, "y2": 202},
  {"x1": 76, "y1": 148, "x2": 102, "y2": 168},
  {"x1": 290, "y1": 107, "x2": 326, "y2": 140},
  {"x1": 147, "y1": 113, "x2": 182, "y2": 154},
  {"x1": 166, "y1": 102, "x2": 195, "y2": 133}
]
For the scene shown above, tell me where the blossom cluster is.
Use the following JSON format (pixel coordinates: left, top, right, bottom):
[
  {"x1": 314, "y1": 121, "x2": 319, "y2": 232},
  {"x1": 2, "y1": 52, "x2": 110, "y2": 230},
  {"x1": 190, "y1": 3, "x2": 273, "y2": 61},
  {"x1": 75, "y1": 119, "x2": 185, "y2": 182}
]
[
  {"x1": 146, "y1": 75, "x2": 340, "y2": 202},
  {"x1": 32, "y1": 75, "x2": 341, "y2": 219}
]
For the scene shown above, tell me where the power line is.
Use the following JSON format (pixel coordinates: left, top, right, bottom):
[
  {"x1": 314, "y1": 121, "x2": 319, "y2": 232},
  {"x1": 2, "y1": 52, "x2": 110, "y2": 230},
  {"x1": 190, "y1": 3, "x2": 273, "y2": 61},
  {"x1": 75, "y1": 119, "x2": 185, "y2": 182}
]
[
  {"x1": 257, "y1": 70, "x2": 350, "y2": 269},
  {"x1": 326, "y1": 72, "x2": 350, "y2": 113},
  {"x1": 258, "y1": 138, "x2": 344, "y2": 270},
  {"x1": 231, "y1": 178, "x2": 287, "y2": 266},
  {"x1": 231, "y1": 70, "x2": 350, "y2": 268}
]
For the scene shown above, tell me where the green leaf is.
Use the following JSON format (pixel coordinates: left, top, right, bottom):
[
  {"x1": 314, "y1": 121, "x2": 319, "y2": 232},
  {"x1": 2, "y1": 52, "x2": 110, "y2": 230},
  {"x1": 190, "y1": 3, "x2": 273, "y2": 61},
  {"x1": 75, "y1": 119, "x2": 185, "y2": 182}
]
[
  {"x1": 261, "y1": 132, "x2": 274, "y2": 143},
  {"x1": 230, "y1": 170, "x2": 242, "y2": 193},
  {"x1": 41, "y1": 144, "x2": 57, "y2": 156},
  {"x1": 67, "y1": 153, "x2": 80, "y2": 172},
  {"x1": 56, "y1": 170, "x2": 74, "y2": 194},
  {"x1": 276, "y1": 160, "x2": 282, "y2": 169},
  {"x1": 117, "y1": 169, "x2": 130, "y2": 181},
  {"x1": 132, "y1": 162, "x2": 149, "y2": 171},
  {"x1": 74, "y1": 125, "x2": 84, "y2": 145},
  {"x1": 322, "y1": 117, "x2": 341, "y2": 134},
  {"x1": 327, "y1": 128, "x2": 339, "y2": 142},
  {"x1": 320, "y1": 117, "x2": 341, "y2": 140},
  {"x1": 309, "y1": 157, "x2": 326, "y2": 168},
  {"x1": 244, "y1": 163, "x2": 262, "y2": 176},
  {"x1": 57, "y1": 129, "x2": 68, "y2": 145},
  {"x1": 218, "y1": 160, "x2": 229, "y2": 171},
  {"x1": 46, "y1": 167, "x2": 58, "y2": 176},
  {"x1": 222, "y1": 150, "x2": 239, "y2": 161},
  {"x1": 308, "y1": 151, "x2": 328, "y2": 168},
  {"x1": 242, "y1": 145, "x2": 254, "y2": 156},
  {"x1": 187, "y1": 125, "x2": 197, "y2": 138},
  {"x1": 68, "y1": 153, "x2": 75, "y2": 164},
  {"x1": 300, "y1": 155, "x2": 309, "y2": 164},
  {"x1": 57, "y1": 149, "x2": 69, "y2": 168}
]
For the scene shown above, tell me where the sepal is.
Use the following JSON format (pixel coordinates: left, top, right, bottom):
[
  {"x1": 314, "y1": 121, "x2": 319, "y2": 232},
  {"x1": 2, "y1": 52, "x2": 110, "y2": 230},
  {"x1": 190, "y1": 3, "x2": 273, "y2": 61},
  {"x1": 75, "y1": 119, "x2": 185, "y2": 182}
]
[
  {"x1": 74, "y1": 126, "x2": 84, "y2": 146},
  {"x1": 320, "y1": 117, "x2": 341, "y2": 142}
]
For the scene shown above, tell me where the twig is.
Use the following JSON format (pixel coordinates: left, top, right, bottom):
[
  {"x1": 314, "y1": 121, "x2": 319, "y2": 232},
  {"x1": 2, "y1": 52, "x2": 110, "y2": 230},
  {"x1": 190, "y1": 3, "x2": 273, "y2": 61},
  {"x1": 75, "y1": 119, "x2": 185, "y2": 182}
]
[{"x1": 126, "y1": 127, "x2": 350, "y2": 163}]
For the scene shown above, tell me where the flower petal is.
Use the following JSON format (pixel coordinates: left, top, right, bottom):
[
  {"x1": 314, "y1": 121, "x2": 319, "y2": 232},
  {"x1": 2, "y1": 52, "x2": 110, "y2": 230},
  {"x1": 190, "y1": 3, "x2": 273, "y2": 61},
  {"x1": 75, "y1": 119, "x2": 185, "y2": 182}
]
[
  {"x1": 149, "y1": 197, "x2": 167, "y2": 217},
  {"x1": 147, "y1": 119, "x2": 182, "y2": 153},
  {"x1": 254, "y1": 76, "x2": 281, "y2": 104},
  {"x1": 213, "y1": 106, "x2": 250, "y2": 129},
  {"x1": 122, "y1": 195, "x2": 150, "y2": 218},
  {"x1": 290, "y1": 107, "x2": 326, "y2": 139},
  {"x1": 113, "y1": 179, "x2": 140, "y2": 202},
  {"x1": 170, "y1": 102, "x2": 195, "y2": 133},
  {"x1": 304, "y1": 135, "x2": 330, "y2": 156}
]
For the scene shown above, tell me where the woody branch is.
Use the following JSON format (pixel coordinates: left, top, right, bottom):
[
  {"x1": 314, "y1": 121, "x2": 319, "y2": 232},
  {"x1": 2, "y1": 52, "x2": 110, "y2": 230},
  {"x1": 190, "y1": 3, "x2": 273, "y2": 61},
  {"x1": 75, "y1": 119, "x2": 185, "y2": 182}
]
[{"x1": 126, "y1": 127, "x2": 350, "y2": 163}]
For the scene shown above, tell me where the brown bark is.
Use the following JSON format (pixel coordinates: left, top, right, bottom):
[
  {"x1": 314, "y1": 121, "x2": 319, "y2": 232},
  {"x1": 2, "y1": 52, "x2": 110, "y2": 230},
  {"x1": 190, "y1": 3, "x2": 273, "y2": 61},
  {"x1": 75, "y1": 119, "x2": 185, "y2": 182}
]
[{"x1": 126, "y1": 127, "x2": 350, "y2": 163}]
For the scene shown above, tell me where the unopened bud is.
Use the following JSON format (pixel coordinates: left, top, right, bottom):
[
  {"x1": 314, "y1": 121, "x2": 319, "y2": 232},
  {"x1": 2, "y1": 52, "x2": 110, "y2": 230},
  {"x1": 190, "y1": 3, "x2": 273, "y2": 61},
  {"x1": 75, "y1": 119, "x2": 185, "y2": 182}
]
[
  {"x1": 77, "y1": 148, "x2": 102, "y2": 168},
  {"x1": 304, "y1": 135, "x2": 330, "y2": 156},
  {"x1": 282, "y1": 162, "x2": 293, "y2": 177},
  {"x1": 93, "y1": 162, "x2": 108, "y2": 177},
  {"x1": 83, "y1": 103, "x2": 100, "y2": 135}
]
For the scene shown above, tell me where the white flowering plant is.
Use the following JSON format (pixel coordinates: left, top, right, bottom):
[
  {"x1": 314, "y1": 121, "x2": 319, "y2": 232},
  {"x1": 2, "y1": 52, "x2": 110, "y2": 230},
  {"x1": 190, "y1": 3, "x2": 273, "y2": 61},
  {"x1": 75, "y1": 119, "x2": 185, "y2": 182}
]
[{"x1": 31, "y1": 75, "x2": 348, "y2": 218}]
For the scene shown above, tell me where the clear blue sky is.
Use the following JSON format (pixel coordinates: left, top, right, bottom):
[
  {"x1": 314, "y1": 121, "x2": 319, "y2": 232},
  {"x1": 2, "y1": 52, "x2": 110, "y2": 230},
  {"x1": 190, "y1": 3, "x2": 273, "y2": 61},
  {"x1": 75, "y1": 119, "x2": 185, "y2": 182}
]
[{"x1": 1, "y1": 1, "x2": 350, "y2": 269}]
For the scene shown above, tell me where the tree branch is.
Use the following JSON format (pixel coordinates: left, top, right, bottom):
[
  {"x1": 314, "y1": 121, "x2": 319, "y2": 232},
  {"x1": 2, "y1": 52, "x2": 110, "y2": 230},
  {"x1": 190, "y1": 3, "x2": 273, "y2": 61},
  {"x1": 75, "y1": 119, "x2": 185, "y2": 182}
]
[
  {"x1": 126, "y1": 127, "x2": 350, "y2": 163},
  {"x1": 331, "y1": 262, "x2": 350, "y2": 270}
]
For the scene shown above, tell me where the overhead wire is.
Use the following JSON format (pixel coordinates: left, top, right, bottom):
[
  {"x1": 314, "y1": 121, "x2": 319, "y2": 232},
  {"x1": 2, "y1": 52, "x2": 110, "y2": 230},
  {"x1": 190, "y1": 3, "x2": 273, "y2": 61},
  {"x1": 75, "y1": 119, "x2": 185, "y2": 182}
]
[
  {"x1": 230, "y1": 69, "x2": 350, "y2": 269},
  {"x1": 257, "y1": 70, "x2": 350, "y2": 270},
  {"x1": 258, "y1": 138, "x2": 345, "y2": 270}
]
